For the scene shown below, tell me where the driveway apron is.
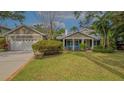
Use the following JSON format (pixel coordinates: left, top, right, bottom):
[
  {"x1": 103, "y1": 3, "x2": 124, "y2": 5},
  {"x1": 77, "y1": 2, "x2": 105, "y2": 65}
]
[{"x1": 0, "y1": 51, "x2": 33, "y2": 80}]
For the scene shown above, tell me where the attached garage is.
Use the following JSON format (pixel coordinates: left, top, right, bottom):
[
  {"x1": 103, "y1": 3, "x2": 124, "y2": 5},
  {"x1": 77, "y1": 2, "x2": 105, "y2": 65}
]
[
  {"x1": 9, "y1": 35, "x2": 40, "y2": 50},
  {"x1": 10, "y1": 40, "x2": 34, "y2": 51},
  {"x1": 5, "y1": 25, "x2": 46, "y2": 51}
]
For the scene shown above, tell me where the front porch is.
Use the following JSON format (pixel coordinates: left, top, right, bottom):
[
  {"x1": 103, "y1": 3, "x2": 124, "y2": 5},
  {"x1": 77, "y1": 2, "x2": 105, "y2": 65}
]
[
  {"x1": 58, "y1": 31, "x2": 100, "y2": 51},
  {"x1": 63, "y1": 39, "x2": 96, "y2": 51}
]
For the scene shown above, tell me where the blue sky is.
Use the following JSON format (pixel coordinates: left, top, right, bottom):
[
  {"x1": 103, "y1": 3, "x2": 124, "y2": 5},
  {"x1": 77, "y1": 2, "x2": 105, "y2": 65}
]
[{"x1": 2, "y1": 11, "x2": 80, "y2": 31}]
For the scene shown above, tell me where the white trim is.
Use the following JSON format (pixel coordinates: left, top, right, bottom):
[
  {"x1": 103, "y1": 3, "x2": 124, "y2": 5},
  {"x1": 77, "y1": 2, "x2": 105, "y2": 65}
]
[
  {"x1": 63, "y1": 31, "x2": 96, "y2": 39},
  {"x1": 92, "y1": 39, "x2": 94, "y2": 49},
  {"x1": 63, "y1": 39, "x2": 65, "y2": 50},
  {"x1": 8, "y1": 34, "x2": 41, "y2": 36},
  {"x1": 72, "y1": 38, "x2": 75, "y2": 51}
]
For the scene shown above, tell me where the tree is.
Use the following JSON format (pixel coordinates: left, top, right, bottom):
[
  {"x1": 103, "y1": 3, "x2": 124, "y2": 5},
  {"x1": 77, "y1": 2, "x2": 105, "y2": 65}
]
[
  {"x1": 70, "y1": 26, "x2": 78, "y2": 32},
  {"x1": 37, "y1": 12, "x2": 67, "y2": 39},
  {"x1": 38, "y1": 12, "x2": 59, "y2": 39},
  {"x1": 74, "y1": 11, "x2": 110, "y2": 48},
  {"x1": 54, "y1": 28, "x2": 65, "y2": 37},
  {"x1": 74, "y1": 12, "x2": 117, "y2": 48},
  {"x1": 74, "y1": 11, "x2": 103, "y2": 28},
  {"x1": 74, "y1": 11, "x2": 124, "y2": 49},
  {"x1": 0, "y1": 11, "x2": 25, "y2": 35},
  {"x1": 32, "y1": 24, "x2": 47, "y2": 34},
  {"x1": 92, "y1": 12, "x2": 113, "y2": 48},
  {"x1": 110, "y1": 12, "x2": 124, "y2": 40},
  {"x1": 0, "y1": 11, "x2": 25, "y2": 24}
]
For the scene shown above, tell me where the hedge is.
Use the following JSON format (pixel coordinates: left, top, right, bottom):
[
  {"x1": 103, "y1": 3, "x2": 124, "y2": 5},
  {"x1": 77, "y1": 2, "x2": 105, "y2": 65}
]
[
  {"x1": 0, "y1": 49, "x2": 7, "y2": 52},
  {"x1": 0, "y1": 37, "x2": 7, "y2": 49},
  {"x1": 32, "y1": 40, "x2": 63, "y2": 58},
  {"x1": 93, "y1": 45, "x2": 114, "y2": 53}
]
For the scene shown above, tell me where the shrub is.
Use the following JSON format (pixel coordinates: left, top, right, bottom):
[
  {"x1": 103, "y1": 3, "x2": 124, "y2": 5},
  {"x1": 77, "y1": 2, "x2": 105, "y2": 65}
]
[
  {"x1": 93, "y1": 45, "x2": 114, "y2": 53},
  {"x1": 0, "y1": 49, "x2": 7, "y2": 52},
  {"x1": 0, "y1": 37, "x2": 7, "y2": 49},
  {"x1": 80, "y1": 43, "x2": 86, "y2": 50},
  {"x1": 32, "y1": 40, "x2": 63, "y2": 58}
]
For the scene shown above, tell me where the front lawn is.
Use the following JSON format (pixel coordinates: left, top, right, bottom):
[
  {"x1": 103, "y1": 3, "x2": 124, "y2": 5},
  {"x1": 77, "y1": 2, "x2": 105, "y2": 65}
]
[
  {"x1": 0, "y1": 49, "x2": 6, "y2": 52},
  {"x1": 12, "y1": 51, "x2": 124, "y2": 80}
]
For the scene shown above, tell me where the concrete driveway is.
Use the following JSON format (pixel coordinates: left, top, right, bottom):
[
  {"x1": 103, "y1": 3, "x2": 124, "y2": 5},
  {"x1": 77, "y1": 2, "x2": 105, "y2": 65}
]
[{"x1": 0, "y1": 51, "x2": 33, "y2": 80}]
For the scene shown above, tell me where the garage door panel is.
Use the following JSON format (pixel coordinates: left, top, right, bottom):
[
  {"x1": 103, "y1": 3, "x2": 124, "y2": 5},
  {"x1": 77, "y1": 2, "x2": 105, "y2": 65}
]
[{"x1": 10, "y1": 40, "x2": 36, "y2": 51}]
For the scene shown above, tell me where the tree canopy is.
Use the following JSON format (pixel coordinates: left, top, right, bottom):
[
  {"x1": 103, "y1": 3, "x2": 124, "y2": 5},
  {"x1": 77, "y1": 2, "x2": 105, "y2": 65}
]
[
  {"x1": 70, "y1": 26, "x2": 78, "y2": 32},
  {"x1": 0, "y1": 11, "x2": 25, "y2": 24},
  {"x1": 74, "y1": 11, "x2": 124, "y2": 49}
]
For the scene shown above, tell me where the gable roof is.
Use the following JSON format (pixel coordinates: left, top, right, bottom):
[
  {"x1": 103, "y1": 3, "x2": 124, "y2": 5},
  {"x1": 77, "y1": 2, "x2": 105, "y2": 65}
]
[
  {"x1": 0, "y1": 25, "x2": 11, "y2": 30},
  {"x1": 80, "y1": 28, "x2": 100, "y2": 40},
  {"x1": 80, "y1": 28, "x2": 95, "y2": 34},
  {"x1": 56, "y1": 28, "x2": 100, "y2": 40},
  {"x1": 65, "y1": 31, "x2": 96, "y2": 39},
  {"x1": 4, "y1": 25, "x2": 46, "y2": 36},
  {"x1": 57, "y1": 31, "x2": 97, "y2": 39}
]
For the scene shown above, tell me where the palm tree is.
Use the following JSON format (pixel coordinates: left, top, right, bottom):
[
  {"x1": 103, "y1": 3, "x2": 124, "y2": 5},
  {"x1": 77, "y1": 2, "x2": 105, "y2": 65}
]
[
  {"x1": 92, "y1": 12, "x2": 112, "y2": 48},
  {"x1": 74, "y1": 11, "x2": 124, "y2": 49},
  {"x1": 74, "y1": 11, "x2": 111, "y2": 48}
]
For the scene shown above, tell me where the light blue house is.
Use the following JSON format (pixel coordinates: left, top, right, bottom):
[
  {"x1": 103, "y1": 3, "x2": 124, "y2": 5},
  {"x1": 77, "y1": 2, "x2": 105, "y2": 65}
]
[{"x1": 57, "y1": 28, "x2": 100, "y2": 51}]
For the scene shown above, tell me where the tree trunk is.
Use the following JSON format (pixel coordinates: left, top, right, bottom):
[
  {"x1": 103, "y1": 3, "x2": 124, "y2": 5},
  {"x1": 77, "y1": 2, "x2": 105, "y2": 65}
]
[
  {"x1": 102, "y1": 24, "x2": 108, "y2": 48},
  {"x1": 104, "y1": 32, "x2": 108, "y2": 48},
  {"x1": 100, "y1": 36, "x2": 104, "y2": 47},
  {"x1": 50, "y1": 21, "x2": 54, "y2": 40}
]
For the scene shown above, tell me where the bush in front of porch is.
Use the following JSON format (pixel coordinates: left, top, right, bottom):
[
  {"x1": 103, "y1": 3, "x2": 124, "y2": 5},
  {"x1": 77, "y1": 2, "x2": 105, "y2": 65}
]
[
  {"x1": 80, "y1": 43, "x2": 87, "y2": 51},
  {"x1": 93, "y1": 45, "x2": 114, "y2": 53}
]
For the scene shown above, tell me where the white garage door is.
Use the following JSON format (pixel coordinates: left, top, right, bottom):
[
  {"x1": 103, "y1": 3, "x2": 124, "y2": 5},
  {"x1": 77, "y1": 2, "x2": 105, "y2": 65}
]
[{"x1": 10, "y1": 39, "x2": 37, "y2": 51}]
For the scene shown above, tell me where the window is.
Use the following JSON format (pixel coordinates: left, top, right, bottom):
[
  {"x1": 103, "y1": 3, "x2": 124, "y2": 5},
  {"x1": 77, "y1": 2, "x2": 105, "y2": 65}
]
[
  {"x1": 67, "y1": 40, "x2": 72, "y2": 47},
  {"x1": 75, "y1": 40, "x2": 79, "y2": 46}
]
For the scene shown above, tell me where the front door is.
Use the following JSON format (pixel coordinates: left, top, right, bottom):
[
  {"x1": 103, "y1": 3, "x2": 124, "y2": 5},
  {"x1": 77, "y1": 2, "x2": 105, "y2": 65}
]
[
  {"x1": 66, "y1": 40, "x2": 73, "y2": 50},
  {"x1": 74, "y1": 40, "x2": 81, "y2": 50}
]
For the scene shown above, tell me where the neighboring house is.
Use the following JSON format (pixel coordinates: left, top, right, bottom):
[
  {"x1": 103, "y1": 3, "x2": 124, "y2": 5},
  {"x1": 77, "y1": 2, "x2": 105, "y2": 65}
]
[
  {"x1": 0, "y1": 25, "x2": 11, "y2": 36},
  {"x1": 117, "y1": 37, "x2": 124, "y2": 50},
  {"x1": 57, "y1": 28, "x2": 100, "y2": 51},
  {"x1": 4, "y1": 25, "x2": 46, "y2": 51}
]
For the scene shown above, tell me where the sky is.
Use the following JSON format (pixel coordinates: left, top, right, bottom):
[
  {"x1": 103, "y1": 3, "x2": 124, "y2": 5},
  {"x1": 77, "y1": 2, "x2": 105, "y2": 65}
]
[{"x1": 1, "y1": 11, "x2": 80, "y2": 31}]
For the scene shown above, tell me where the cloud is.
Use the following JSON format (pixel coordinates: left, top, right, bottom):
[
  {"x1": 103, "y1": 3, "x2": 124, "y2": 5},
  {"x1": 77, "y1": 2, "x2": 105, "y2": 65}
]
[
  {"x1": 54, "y1": 21, "x2": 66, "y2": 29},
  {"x1": 56, "y1": 11, "x2": 75, "y2": 19},
  {"x1": 37, "y1": 11, "x2": 75, "y2": 20}
]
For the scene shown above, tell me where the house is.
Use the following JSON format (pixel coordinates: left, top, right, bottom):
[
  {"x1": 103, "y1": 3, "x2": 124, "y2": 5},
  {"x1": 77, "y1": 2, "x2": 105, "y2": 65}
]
[
  {"x1": 57, "y1": 28, "x2": 100, "y2": 51},
  {"x1": 117, "y1": 37, "x2": 124, "y2": 50},
  {"x1": 0, "y1": 25, "x2": 11, "y2": 36},
  {"x1": 3, "y1": 25, "x2": 100, "y2": 51},
  {"x1": 4, "y1": 25, "x2": 46, "y2": 51}
]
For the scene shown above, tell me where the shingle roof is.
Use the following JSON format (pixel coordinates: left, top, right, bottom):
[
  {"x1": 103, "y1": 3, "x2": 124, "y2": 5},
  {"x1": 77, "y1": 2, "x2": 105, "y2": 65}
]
[
  {"x1": 0, "y1": 25, "x2": 11, "y2": 30},
  {"x1": 4, "y1": 24, "x2": 46, "y2": 36},
  {"x1": 56, "y1": 28, "x2": 100, "y2": 40},
  {"x1": 81, "y1": 28, "x2": 100, "y2": 40}
]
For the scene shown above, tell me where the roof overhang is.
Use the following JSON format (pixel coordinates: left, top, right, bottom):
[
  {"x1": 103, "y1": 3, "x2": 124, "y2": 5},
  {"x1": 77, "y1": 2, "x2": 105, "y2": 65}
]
[
  {"x1": 4, "y1": 25, "x2": 46, "y2": 36},
  {"x1": 62, "y1": 31, "x2": 96, "y2": 39},
  {"x1": 0, "y1": 25, "x2": 11, "y2": 30}
]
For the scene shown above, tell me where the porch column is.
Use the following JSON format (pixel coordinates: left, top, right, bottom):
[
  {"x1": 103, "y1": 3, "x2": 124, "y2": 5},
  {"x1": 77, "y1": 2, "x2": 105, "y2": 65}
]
[
  {"x1": 72, "y1": 38, "x2": 75, "y2": 51},
  {"x1": 92, "y1": 39, "x2": 94, "y2": 49},
  {"x1": 63, "y1": 39, "x2": 65, "y2": 50},
  {"x1": 95, "y1": 40, "x2": 97, "y2": 46},
  {"x1": 81, "y1": 39, "x2": 84, "y2": 44}
]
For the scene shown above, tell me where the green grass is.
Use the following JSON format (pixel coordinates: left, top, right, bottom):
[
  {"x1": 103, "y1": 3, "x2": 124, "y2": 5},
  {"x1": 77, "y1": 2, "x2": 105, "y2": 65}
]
[
  {"x1": 0, "y1": 49, "x2": 6, "y2": 52},
  {"x1": 12, "y1": 51, "x2": 124, "y2": 80}
]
